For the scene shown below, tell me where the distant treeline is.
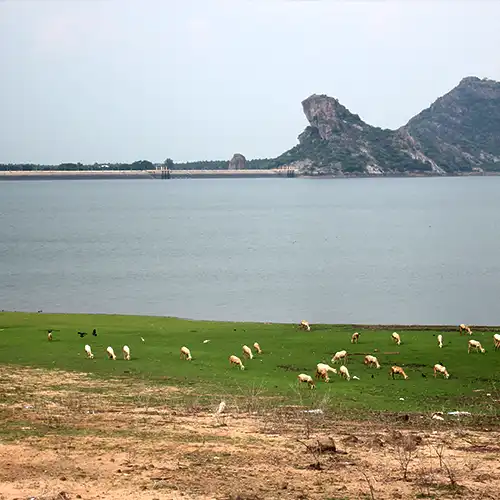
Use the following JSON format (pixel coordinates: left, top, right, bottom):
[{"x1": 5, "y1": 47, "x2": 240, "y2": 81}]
[{"x1": 0, "y1": 158, "x2": 276, "y2": 171}]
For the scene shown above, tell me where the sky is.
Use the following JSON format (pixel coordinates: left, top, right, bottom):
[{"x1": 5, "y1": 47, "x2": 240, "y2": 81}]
[{"x1": 1, "y1": 0, "x2": 500, "y2": 165}]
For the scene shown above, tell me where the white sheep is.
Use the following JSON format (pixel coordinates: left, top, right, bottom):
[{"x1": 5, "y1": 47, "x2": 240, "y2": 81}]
[
  {"x1": 391, "y1": 332, "x2": 401, "y2": 345},
  {"x1": 351, "y1": 332, "x2": 360, "y2": 344},
  {"x1": 339, "y1": 365, "x2": 350, "y2": 381},
  {"x1": 364, "y1": 354, "x2": 381, "y2": 369},
  {"x1": 493, "y1": 333, "x2": 500, "y2": 350},
  {"x1": 468, "y1": 339, "x2": 486, "y2": 354},
  {"x1": 437, "y1": 334, "x2": 443, "y2": 348},
  {"x1": 84, "y1": 344, "x2": 94, "y2": 359},
  {"x1": 180, "y1": 346, "x2": 192, "y2": 361},
  {"x1": 331, "y1": 350, "x2": 348, "y2": 365},
  {"x1": 299, "y1": 320, "x2": 311, "y2": 331},
  {"x1": 253, "y1": 342, "x2": 262, "y2": 354},
  {"x1": 433, "y1": 363, "x2": 450, "y2": 379},
  {"x1": 242, "y1": 345, "x2": 253, "y2": 359},
  {"x1": 459, "y1": 324, "x2": 472, "y2": 336},
  {"x1": 390, "y1": 365, "x2": 408, "y2": 379},
  {"x1": 106, "y1": 346, "x2": 116, "y2": 360},
  {"x1": 297, "y1": 373, "x2": 315, "y2": 389},
  {"x1": 315, "y1": 362, "x2": 337, "y2": 382},
  {"x1": 122, "y1": 345, "x2": 131, "y2": 361},
  {"x1": 229, "y1": 354, "x2": 245, "y2": 370}
]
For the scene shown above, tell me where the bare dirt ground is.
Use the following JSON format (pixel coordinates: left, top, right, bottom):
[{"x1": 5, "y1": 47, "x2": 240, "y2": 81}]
[{"x1": 0, "y1": 367, "x2": 499, "y2": 500}]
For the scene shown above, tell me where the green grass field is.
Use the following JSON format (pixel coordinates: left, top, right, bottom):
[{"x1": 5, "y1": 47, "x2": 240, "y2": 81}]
[{"x1": 0, "y1": 311, "x2": 498, "y2": 416}]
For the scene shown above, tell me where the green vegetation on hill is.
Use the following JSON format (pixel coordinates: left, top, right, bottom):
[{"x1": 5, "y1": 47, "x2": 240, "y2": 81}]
[{"x1": 1, "y1": 312, "x2": 498, "y2": 417}]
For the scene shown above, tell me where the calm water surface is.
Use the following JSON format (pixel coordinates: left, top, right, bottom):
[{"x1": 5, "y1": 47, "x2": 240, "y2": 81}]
[{"x1": 1, "y1": 177, "x2": 499, "y2": 324}]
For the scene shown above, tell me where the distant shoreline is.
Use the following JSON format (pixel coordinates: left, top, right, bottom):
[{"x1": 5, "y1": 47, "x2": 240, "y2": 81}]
[
  {"x1": 0, "y1": 169, "x2": 290, "y2": 180},
  {"x1": 2, "y1": 310, "x2": 500, "y2": 330},
  {"x1": 0, "y1": 169, "x2": 495, "y2": 180}
]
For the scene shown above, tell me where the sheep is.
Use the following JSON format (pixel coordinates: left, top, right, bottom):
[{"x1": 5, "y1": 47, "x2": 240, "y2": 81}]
[
  {"x1": 229, "y1": 354, "x2": 245, "y2": 370},
  {"x1": 339, "y1": 365, "x2": 350, "y2": 381},
  {"x1": 364, "y1": 355, "x2": 381, "y2": 369},
  {"x1": 106, "y1": 346, "x2": 116, "y2": 360},
  {"x1": 390, "y1": 365, "x2": 408, "y2": 380},
  {"x1": 84, "y1": 344, "x2": 94, "y2": 359},
  {"x1": 351, "y1": 332, "x2": 360, "y2": 344},
  {"x1": 180, "y1": 346, "x2": 192, "y2": 361},
  {"x1": 253, "y1": 342, "x2": 262, "y2": 354},
  {"x1": 468, "y1": 339, "x2": 486, "y2": 354},
  {"x1": 459, "y1": 324, "x2": 472, "y2": 336},
  {"x1": 47, "y1": 331, "x2": 53, "y2": 341},
  {"x1": 122, "y1": 345, "x2": 131, "y2": 361},
  {"x1": 299, "y1": 320, "x2": 311, "y2": 331},
  {"x1": 433, "y1": 363, "x2": 450, "y2": 379},
  {"x1": 242, "y1": 345, "x2": 253, "y2": 359},
  {"x1": 315, "y1": 363, "x2": 337, "y2": 382},
  {"x1": 493, "y1": 333, "x2": 500, "y2": 350},
  {"x1": 391, "y1": 332, "x2": 401, "y2": 345},
  {"x1": 437, "y1": 334, "x2": 443, "y2": 349},
  {"x1": 331, "y1": 350, "x2": 348, "y2": 365},
  {"x1": 297, "y1": 373, "x2": 315, "y2": 389}
]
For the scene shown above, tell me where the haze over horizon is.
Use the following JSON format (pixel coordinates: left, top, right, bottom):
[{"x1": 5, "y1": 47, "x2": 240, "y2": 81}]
[{"x1": 2, "y1": 0, "x2": 500, "y2": 165}]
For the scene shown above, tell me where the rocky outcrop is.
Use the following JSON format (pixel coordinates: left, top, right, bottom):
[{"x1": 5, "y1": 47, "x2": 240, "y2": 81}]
[
  {"x1": 273, "y1": 76, "x2": 500, "y2": 175},
  {"x1": 402, "y1": 76, "x2": 500, "y2": 172},
  {"x1": 228, "y1": 153, "x2": 246, "y2": 170}
]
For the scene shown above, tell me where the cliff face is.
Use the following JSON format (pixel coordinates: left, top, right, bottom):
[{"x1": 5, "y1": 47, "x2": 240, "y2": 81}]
[
  {"x1": 402, "y1": 77, "x2": 500, "y2": 172},
  {"x1": 274, "y1": 77, "x2": 500, "y2": 175}
]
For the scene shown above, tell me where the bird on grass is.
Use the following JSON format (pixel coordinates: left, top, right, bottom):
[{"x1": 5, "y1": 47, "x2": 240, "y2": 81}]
[
  {"x1": 77, "y1": 331, "x2": 88, "y2": 338},
  {"x1": 92, "y1": 329, "x2": 97, "y2": 337}
]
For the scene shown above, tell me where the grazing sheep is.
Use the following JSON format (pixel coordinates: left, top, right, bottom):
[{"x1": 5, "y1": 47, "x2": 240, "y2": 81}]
[
  {"x1": 315, "y1": 363, "x2": 337, "y2": 382},
  {"x1": 493, "y1": 333, "x2": 500, "y2": 350},
  {"x1": 122, "y1": 345, "x2": 131, "y2": 361},
  {"x1": 299, "y1": 320, "x2": 311, "y2": 332},
  {"x1": 180, "y1": 346, "x2": 192, "y2": 361},
  {"x1": 468, "y1": 339, "x2": 486, "y2": 354},
  {"x1": 84, "y1": 344, "x2": 94, "y2": 359},
  {"x1": 229, "y1": 354, "x2": 245, "y2": 370},
  {"x1": 433, "y1": 363, "x2": 450, "y2": 379},
  {"x1": 351, "y1": 332, "x2": 360, "y2": 344},
  {"x1": 106, "y1": 346, "x2": 116, "y2": 360},
  {"x1": 339, "y1": 365, "x2": 351, "y2": 381},
  {"x1": 253, "y1": 342, "x2": 262, "y2": 354},
  {"x1": 242, "y1": 345, "x2": 253, "y2": 359},
  {"x1": 331, "y1": 350, "x2": 348, "y2": 365},
  {"x1": 459, "y1": 324, "x2": 472, "y2": 336},
  {"x1": 216, "y1": 401, "x2": 226, "y2": 415},
  {"x1": 437, "y1": 334, "x2": 443, "y2": 348},
  {"x1": 364, "y1": 355, "x2": 381, "y2": 369},
  {"x1": 391, "y1": 332, "x2": 401, "y2": 345},
  {"x1": 297, "y1": 373, "x2": 315, "y2": 389},
  {"x1": 390, "y1": 365, "x2": 408, "y2": 380},
  {"x1": 47, "y1": 331, "x2": 53, "y2": 341}
]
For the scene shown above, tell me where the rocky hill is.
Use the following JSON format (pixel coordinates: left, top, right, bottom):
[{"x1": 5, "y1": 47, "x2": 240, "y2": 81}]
[{"x1": 273, "y1": 76, "x2": 500, "y2": 175}]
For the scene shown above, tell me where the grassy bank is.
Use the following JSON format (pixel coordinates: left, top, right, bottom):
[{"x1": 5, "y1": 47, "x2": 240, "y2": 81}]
[{"x1": 0, "y1": 311, "x2": 498, "y2": 416}]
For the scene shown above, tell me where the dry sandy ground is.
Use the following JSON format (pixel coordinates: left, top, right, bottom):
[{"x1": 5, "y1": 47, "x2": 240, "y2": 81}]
[{"x1": 0, "y1": 367, "x2": 498, "y2": 500}]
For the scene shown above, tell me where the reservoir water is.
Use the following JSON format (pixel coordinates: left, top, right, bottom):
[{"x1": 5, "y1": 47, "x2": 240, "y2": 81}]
[{"x1": 1, "y1": 177, "x2": 499, "y2": 325}]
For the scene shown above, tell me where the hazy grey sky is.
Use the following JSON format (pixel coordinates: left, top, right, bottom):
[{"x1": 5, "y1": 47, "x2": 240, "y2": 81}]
[{"x1": 2, "y1": 0, "x2": 500, "y2": 164}]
